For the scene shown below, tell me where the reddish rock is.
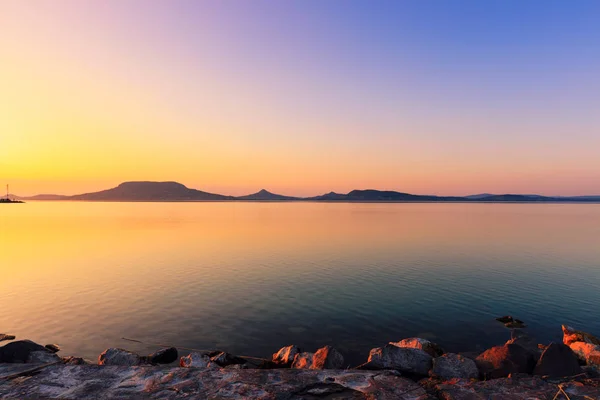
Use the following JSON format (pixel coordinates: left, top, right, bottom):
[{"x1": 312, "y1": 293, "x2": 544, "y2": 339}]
[
  {"x1": 475, "y1": 344, "x2": 535, "y2": 379},
  {"x1": 272, "y1": 345, "x2": 299, "y2": 366},
  {"x1": 390, "y1": 337, "x2": 445, "y2": 357},
  {"x1": 562, "y1": 325, "x2": 600, "y2": 346},
  {"x1": 311, "y1": 346, "x2": 344, "y2": 369},
  {"x1": 569, "y1": 342, "x2": 600, "y2": 366},
  {"x1": 366, "y1": 344, "x2": 432, "y2": 376},
  {"x1": 291, "y1": 352, "x2": 314, "y2": 369},
  {"x1": 533, "y1": 342, "x2": 581, "y2": 378}
]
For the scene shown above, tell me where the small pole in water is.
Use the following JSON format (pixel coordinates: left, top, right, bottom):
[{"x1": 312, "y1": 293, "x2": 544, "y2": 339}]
[{"x1": 5, "y1": 184, "x2": 8, "y2": 200}]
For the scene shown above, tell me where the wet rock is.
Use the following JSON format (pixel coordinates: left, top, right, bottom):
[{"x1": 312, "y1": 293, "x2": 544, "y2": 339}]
[
  {"x1": 149, "y1": 347, "x2": 178, "y2": 364},
  {"x1": 533, "y1": 342, "x2": 581, "y2": 378},
  {"x1": 0, "y1": 334, "x2": 15, "y2": 342},
  {"x1": 272, "y1": 345, "x2": 299, "y2": 366},
  {"x1": 366, "y1": 344, "x2": 432, "y2": 376},
  {"x1": 569, "y1": 342, "x2": 600, "y2": 366},
  {"x1": 0, "y1": 340, "x2": 56, "y2": 363},
  {"x1": 312, "y1": 346, "x2": 344, "y2": 369},
  {"x1": 98, "y1": 348, "x2": 143, "y2": 366},
  {"x1": 496, "y1": 315, "x2": 514, "y2": 324},
  {"x1": 390, "y1": 337, "x2": 445, "y2": 357},
  {"x1": 475, "y1": 343, "x2": 536, "y2": 379},
  {"x1": 562, "y1": 324, "x2": 600, "y2": 346},
  {"x1": 291, "y1": 352, "x2": 314, "y2": 369},
  {"x1": 0, "y1": 365, "x2": 431, "y2": 399},
  {"x1": 179, "y1": 352, "x2": 217, "y2": 368},
  {"x1": 431, "y1": 353, "x2": 479, "y2": 379},
  {"x1": 496, "y1": 316, "x2": 526, "y2": 328},
  {"x1": 45, "y1": 344, "x2": 60, "y2": 353},
  {"x1": 209, "y1": 351, "x2": 246, "y2": 367}
]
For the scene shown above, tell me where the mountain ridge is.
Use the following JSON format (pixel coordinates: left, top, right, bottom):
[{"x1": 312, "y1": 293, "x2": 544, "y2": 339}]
[{"x1": 14, "y1": 181, "x2": 600, "y2": 202}]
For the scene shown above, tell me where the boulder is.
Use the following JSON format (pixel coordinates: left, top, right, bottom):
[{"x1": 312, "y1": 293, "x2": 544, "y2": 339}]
[
  {"x1": 149, "y1": 347, "x2": 178, "y2": 364},
  {"x1": 569, "y1": 342, "x2": 600, "y2": 366},
  {"x1": 272, "y1": 345, "x2": 300, "y2": 366},
  {"x1": 312, "y1": 346, "x2": 344, "y2": 369},
  {"x1": 390, "y1": 337, "x2": 444, "y2": 357},
  {"x1": 475, "y1": 344, "x2": 536, "y2": 379},
  {"x1": 45, "y1": 344, "x2": 61, "y2": 353},
  {"x1": 533, "y1": 342, "x2": 581, "y2": 378},
  {"x1": 0, "y1": 334, "x2": 15, "y2": 342},
  {"x1": 431, "y1": 353, "x2": 479, "y2": 379},
  {"x1": 366, "y1": 344, "x2": 432, "y2": 376},
  {"x1": 506, "y1": 332, "x2": 542, "y2": 361},
  {"x1": 98, "y1": 348, "x2": 143, "y2": 366},
  {"x1": 0, "y1": 340, "x2": 57, "y2": 363},
  {"x1": 28, "y1": 351, "x2": 61, "y2": 363},
  {"x1": 209, "y1": 351, "x2": 246, "y2": 367},
  {"x1": 291, "y1": 352, "x2": 314, "y2": 369},
  {"x1": 562, "y1": 325, "x2": 600, "y2": 346}
]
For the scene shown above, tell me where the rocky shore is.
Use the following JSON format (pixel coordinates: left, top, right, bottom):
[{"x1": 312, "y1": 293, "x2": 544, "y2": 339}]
[{"x1": 1, "y1": 323, "x2": 600, "y2": 399}]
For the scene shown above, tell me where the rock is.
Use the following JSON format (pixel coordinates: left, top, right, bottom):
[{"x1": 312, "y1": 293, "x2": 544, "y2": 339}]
[
  {"x1": 533, "y1": 342, "x2": 581, "y2": 378},
  {"x1": 390, "y1": 337, "x2": 445, "y2": 357},
  {"x1": 569, "y1": 342, "x2": 600, "y2": 366},
  {"x1": 45, "y1": 344, "x2": 60, "y2": 353},
  {"x1": 475, "y1": 344, "x2": 536, "y2": 379},
  {"x1": 562, "y1": 324, "x2": 600, "y2": 346},
  {"x1": 210, "y1": 351, "x2": 246, "y2": 367},
  {"x1": 496, "y1": 316, "x2": 526, "y2": 328},
  {"x1": 291, "y1": 352, "x2": 314, "y2": 369},
  {"x1": 0, "y1": 365, "x2": 431, "y2": 399},
  {"x1": 312, "y1": 346, "x2": 344, "y2": 369},
  {"x1": 180, "y1": 352, "x2": 213, "y2": 368},
  {"x1": 62, "y1": 356, "x2": 93, "y2": 365},
  {"x1": 506, "y1": 332, "x2": 542, "y2": 361},
  {"x1": 272, "y1": 345, "x2": 300, "y2": 366},
  {"x1": 430, "y1": 375, "x2": 600, "y2": 399},
  {"x1": 98, "y1": 348, "x2": 143, "y2": 366},
  {"x1": 431, "y1": 353, "x2": 479, "y2": 379},
  {"x1": 27, "y1": 351, "x2": 61, "y2": 363},
  {"x1": 0, "y1": 334, "x2": 15, "y2": 342},
  {"x1": 366, "y1": 344, "x2": 432, "y2": 376},
  {"x1": 149, "y1": 347, "x2": 178, "y2": 364},
  {"x1": 0, "y1": 340, "x2": 56, "y2": 363}
]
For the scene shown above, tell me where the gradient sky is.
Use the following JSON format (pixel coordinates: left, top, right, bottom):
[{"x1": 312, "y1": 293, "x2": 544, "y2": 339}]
[{"x1": 2, "y1": 0, "x2": 599, "y2": 196}]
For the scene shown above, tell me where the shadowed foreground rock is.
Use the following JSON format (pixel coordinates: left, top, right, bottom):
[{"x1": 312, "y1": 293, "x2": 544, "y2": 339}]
[{"x1": 0, "y1": 364, "x2": 430, "y2": 399}]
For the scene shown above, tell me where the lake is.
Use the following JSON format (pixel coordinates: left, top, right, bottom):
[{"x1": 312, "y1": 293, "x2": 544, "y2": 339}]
[{"x1": 1, "y1": 202, "x2": 599, "y2": 365}]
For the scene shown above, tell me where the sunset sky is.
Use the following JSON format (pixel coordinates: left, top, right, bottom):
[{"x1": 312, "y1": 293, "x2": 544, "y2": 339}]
[{"x1": 2, "y1": 0, "x2": 599, "y2": 197}]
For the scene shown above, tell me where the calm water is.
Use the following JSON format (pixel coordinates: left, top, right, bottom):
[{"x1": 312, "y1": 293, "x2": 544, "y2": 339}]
[{"x1": 1, "y1": 202, "x2": 599, "y2": 365}]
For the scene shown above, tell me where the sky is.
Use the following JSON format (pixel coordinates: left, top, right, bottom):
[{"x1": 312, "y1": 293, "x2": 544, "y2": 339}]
[{"x1": 1, "y1": 0, "x2": 599, "y2": 197}]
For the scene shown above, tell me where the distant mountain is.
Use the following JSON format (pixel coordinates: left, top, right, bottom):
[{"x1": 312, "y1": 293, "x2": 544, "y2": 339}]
[
  {"x1": 14, "y1": 182, "x2": 600, "y2": 203},
  {"x1": 236, "y1": 189, "x2": 298, "y2": 201},
  {"x1": 69, "y1": 181, "x2": 232, "y2": 201}
]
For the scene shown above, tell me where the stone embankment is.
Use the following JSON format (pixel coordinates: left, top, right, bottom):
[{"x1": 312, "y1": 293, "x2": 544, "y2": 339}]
[{"x1": 1, "y1": 322, "x2": 600, "y2": 399}]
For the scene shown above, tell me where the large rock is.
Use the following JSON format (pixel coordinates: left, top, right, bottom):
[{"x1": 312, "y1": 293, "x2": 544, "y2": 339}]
[
  {"x1": 506, "y1": 331, "x2": 542, "y2": 361},
  {"x1": 0, "y1": 340, "x2": 58, "y2": 363},
  {"x1": 569, "y1": 342, "x2": 600, "y2": 366},
  {"x1": 533, "y1": 342, "x2": 581, "y2": 378},
  {"x1": 562, "y1": 324, "x2": 600, "y2": 346},
  {"x1": 44, "y1": 344, "x2": 61, "y2": 353},
  {"x1": 0, "y1": 365, "x2": 431, "y2": 399},
  {"x1": 431, "y1": 353, "x2": 479, "y2": 379},
  {"x1": 149, "y1": 347, "x2": 178, "y2": 364},
  {"x1": 98, "y1": 348, "x2": 143, "y2": 366},
  {"x1": 291, "y1": 352, "x2": 314, "y2": 369},
  {"x1": 209, "y1": 351, "x2": 246, "y2": 367},
  {"x1": 390, "y1": 337, "x2": 444, "y2": 357},
  {"x1": 475, "y1": 344, "x2": 536, "y2": 379},
  {"x1": 180, "y1": 352, "x2": 217, "y2": 368},
  {"x1": 312, "y1": 346, "x2": 344, "y2": 369},
  {"x1": 272, "y1": 345, "x2": 299, "y2": 366},
  {"x1": 366, "y1": 344, "x2": 432, "y2": 376}
]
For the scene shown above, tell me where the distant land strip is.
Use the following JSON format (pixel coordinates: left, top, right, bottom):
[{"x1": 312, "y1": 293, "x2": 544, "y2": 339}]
[{"x1": 9, "y1": 181, "x2": 600, "y2": 203}]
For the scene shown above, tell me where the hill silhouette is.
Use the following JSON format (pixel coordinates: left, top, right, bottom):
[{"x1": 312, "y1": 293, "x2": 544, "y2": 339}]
[
  {"x1": 69, "y1": 181, "x2": 233, "y2": 201},
  {"x1": 236, "y1": 189, "x2": 299, "y2": 201}
]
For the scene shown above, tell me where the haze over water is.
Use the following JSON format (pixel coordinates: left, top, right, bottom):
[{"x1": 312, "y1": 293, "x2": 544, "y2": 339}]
[{"x1": 1, "y1": 202, "x2": 599, "y2": 364}]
